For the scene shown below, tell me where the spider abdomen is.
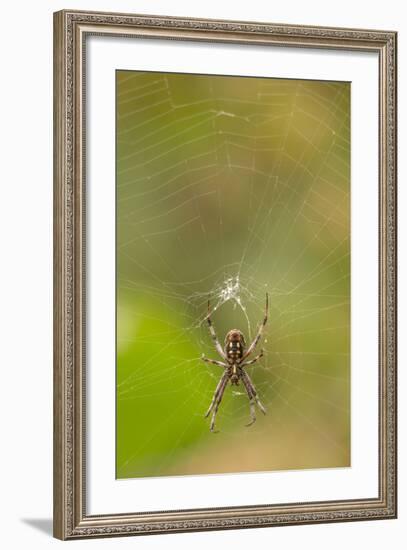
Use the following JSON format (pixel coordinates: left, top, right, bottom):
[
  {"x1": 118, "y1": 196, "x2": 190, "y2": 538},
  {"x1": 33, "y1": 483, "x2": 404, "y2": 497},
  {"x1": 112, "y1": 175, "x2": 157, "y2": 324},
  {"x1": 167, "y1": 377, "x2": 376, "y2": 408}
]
[
  {"x1": 224, "y1": 329, "x2": 245, "y2": 362},
  {"x1": 226, "y1": 340, "x2": 243, "y2": 361}
]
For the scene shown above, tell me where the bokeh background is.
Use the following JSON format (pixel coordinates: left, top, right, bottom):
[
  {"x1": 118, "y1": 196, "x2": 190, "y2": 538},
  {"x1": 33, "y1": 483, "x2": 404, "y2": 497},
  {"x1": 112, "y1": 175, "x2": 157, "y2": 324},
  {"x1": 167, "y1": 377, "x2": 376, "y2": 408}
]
[{"x1": 116, "y1": 70, "x2": 350, "y2": 479}]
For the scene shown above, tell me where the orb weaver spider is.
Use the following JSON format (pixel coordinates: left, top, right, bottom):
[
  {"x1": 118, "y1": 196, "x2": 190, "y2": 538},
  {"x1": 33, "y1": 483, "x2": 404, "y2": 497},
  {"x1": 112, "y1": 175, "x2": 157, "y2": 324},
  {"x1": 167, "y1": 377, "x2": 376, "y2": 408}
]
[{"x1": 201, "y1": 293, "x2": 268, "y2": 432}]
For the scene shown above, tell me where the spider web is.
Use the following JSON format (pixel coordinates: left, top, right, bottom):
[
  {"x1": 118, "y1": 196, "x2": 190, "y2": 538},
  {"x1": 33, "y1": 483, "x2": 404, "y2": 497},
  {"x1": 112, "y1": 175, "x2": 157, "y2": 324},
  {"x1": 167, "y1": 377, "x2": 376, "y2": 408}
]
[{"x1": 116, "y1": 70, "x2": 350, "y2": 479}]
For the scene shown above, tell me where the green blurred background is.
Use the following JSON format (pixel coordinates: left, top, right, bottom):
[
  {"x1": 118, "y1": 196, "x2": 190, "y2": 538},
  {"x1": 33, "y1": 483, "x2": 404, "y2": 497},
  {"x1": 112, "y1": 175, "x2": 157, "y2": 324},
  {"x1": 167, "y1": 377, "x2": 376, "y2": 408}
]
[{"x1": 116, "y1": 71, "x2": 350, "y2": 479}]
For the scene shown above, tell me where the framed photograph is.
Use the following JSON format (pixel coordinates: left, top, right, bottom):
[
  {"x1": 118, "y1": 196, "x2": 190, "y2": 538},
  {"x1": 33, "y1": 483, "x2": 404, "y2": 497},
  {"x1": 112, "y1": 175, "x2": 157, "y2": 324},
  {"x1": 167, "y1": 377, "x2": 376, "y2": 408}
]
[{"x1": 53, "y1": 9, "x2": 397, "y2": 540}]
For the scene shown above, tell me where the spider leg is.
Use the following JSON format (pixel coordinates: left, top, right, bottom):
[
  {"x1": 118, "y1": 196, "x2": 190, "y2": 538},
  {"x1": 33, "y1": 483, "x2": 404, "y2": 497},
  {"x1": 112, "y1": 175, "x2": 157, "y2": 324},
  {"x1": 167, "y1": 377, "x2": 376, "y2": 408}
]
[
  {"x1": 241, "y1": 371, "x2": 266, "y2": 427},
  {"x1": 204, "y1": 372, "x2": 228, "y2": 417},
  {"x1": 241, "y1": 293, "x2": 268, "y2": 361},
  {"x1": 241, "y1": 373, "x2": 257, "y2": 427},
  {"x1": 240, "y1": 349, "x2": 264, "y2": 367},
  {"x1": 205, "y1": 372, "x2": 229, "y2": 433},
  {"x1": 209, "y1": 380, "x2": 228, "y2": 433},
  {"x1": 206, "y1": 300, "x2": 228, "y2": 360},
  {"x1": 201, "y1": 355, "x2": 227, "y2": 367}
]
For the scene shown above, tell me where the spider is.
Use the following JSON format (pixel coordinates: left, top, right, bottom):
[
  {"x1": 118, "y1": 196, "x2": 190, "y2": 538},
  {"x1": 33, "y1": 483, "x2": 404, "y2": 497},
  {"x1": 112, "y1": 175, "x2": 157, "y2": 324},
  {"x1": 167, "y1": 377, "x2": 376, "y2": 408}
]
[{"x1": 201, "y1": 293, "x2": 268, "y2": 432}]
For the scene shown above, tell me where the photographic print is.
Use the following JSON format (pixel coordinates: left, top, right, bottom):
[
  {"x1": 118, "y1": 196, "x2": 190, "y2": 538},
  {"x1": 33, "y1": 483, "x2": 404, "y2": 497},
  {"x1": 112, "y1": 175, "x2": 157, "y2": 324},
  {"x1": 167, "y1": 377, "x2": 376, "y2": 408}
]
[
  {"x1": 54, "y1": 11, "x2": 396, "y2": 539},
  {"x1": 116, "y1": 71, "x2": 351, "y2": 479}
]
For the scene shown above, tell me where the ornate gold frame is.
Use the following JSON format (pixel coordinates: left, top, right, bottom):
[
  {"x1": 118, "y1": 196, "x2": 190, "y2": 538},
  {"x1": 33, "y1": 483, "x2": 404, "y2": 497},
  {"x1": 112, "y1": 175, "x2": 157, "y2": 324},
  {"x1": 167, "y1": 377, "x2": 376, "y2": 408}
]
[{"x1": 53, "y1": 9, "x2": 397, "y2": 540}]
